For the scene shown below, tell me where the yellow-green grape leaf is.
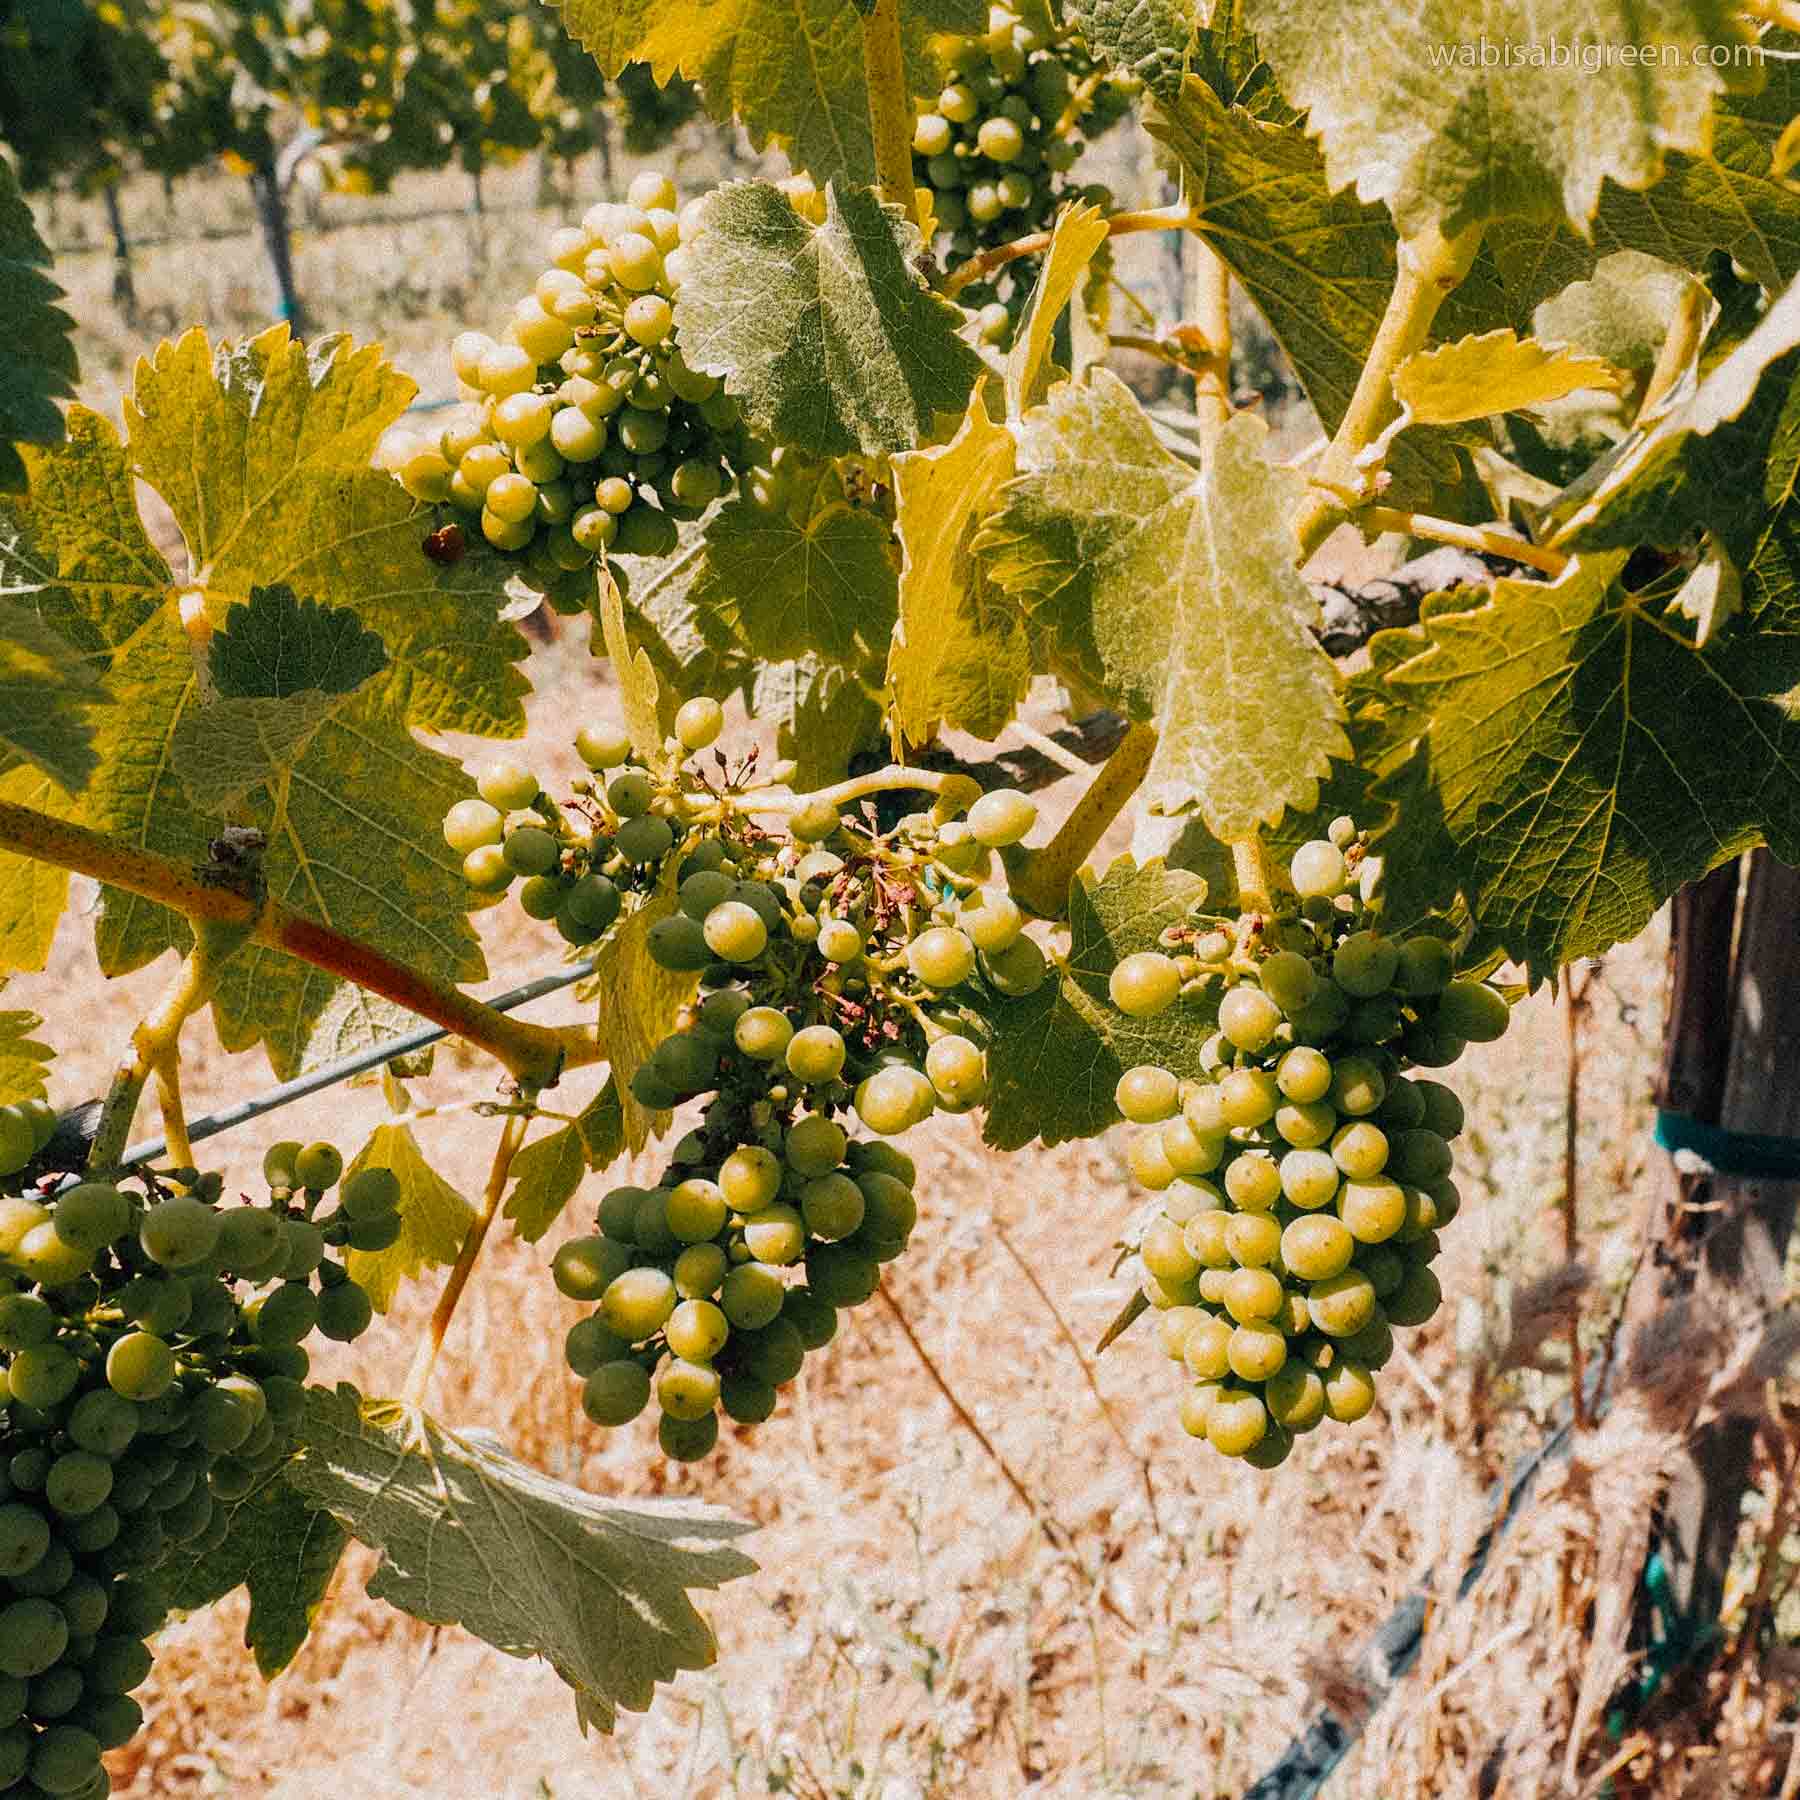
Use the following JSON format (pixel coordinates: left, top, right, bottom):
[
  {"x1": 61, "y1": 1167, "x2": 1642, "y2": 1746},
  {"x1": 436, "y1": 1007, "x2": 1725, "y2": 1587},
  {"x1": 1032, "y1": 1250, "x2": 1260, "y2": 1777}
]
[
  {"x1": 1244, "y1": 0, "x2": 1749, "y2": 235},
  {"x1": 888, "y1": 385, "x2": 1030, "y2": 744},
  {"x1": 575, "y1": 1075, "x2": 626, "y2": 1170},
  {"x1": 1006, "y1": 201, "x2": 1110, "y2": 419},
  {"x1": 584, "y1": 858, "x2": 696, "y2": 1153},
  {"x1": 609, "y1": 522, "x2": 748, "y2": 734},
  {"x1": 0, "y1": 767, "x2": 71, "y2": 974},
  {"x1": 688, "y1": 495, "x2": 898, "y2": 668},
  {"x1": 974, "y1": 857, "x2": 1219, "y2": 1150},
  {"x1": 0, "y1": 160, "x2": 76, "y2": 491},
  {"x1": 976, "y1": 374, "x2": 1345, "y2": 837},
  {"x1": 1073, "y1": 0, "x2": 1201, "y2": 97},
  {"x1": 290, "y1": 1385, "x2": 756, "y2": 1733},
  {"x1": 126, "y1": 328, "x2": 528, "y2": 738},
  {"x1": 1393, "y1": 329, "x2": 1626, "y2": 425},
  {"x1": 0, "y1": 996, "x2": 51, "y2": 1104},
  {"x1": 749, "y1": 656, "x2": 884, "y2": 791},
  {"x1": 676, "y1": 182, "x2": 982, "y2": 460},
  {"x1": 1532, "y1": 252, "x2": 1698, "y2": 389},
  {"x1": 598, "y1": 570, "x2": 673, "y2": 778},
  {"x1": 1670, "y1": 537, "x2": 1742, "y2": 646},
  {"x1": 505, "y1": 1124, "x2": 587, "y2": 1244},
  {"x1": 342, "y1": 1122, "x2": 476, "y2": 1312},
  {"x1": 0, "y1": 600, "x2": 103, "y2": 791},
  {"x1": 1367, "y1": 550, "x2": 1800, "y2": 980},
  {"x1": 158, "y1": 1472, "x2": 349, "y2": 1679},
  {"x1": 549, "y1": 0, "x2": 974, "y2": 192}
]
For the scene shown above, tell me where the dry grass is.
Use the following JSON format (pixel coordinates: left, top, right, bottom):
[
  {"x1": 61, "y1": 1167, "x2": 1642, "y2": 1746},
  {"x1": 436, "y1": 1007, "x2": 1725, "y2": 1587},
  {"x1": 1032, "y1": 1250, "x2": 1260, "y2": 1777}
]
[{"x1": 15, "y1": 144, "x2": 1800, "y2": 1800}]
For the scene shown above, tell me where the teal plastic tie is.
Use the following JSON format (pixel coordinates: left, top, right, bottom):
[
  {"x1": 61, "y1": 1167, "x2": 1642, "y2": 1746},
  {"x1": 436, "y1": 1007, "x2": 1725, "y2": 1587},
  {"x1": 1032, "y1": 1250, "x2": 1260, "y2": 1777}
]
[{"x1": 1654, "y1": 1110, "x2": 1800, "y2": 1181}]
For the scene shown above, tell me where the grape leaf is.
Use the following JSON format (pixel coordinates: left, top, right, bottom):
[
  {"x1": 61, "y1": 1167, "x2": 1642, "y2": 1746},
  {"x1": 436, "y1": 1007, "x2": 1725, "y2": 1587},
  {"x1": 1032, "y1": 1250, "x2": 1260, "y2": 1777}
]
[
  {"x1": 1366, "y1": 549, "x2": 1800, "y2": 979},
  {"x1": 599, "y1": 571, "x2": 674, "y2": 779},
  {"x1": 1243, "y1": 0, "x2": 1748, "y2": 235},
  {"x1": 208, "y1": 584, "x2": 388, "y2": 699},
  {"x1": 0, "y1": 158, "x2": 77, "y2": 491},
  {"x1": 0, "y1": 767, "x2": 72, "y2": 975},
  {"x1": 342, "y1": 1122, "x2": 477, "y2": 1311},
  {"x1": 689, "y1": 494, "x2": 898, "y2": 667},
  {"x1": 1532, "y1": 251, "x2": 1696, "y2": 385},
  {"x1": 158, "y1": 1471, "x2": 349, "y2": 1678},
  {"x1": 575, "y1": 1075, "x2": 626, "y2": 1170},
  {"x1": 584, "y1": 858, "x2": 696, "y2": 1153},
  {"x1": 550, "y1": 0, "x2": 971, "y2": 192},
  {"x1": 1006, "y1": 201, "x2": 1110, "y2": 419},
  {"x1": 976, "y1": 857, "x2": 1221, "y2": 1150},
  {"x1": 0, "y1": 997, "x2": 51, "y2": 1104},
  {"x1": 888, "y1": 385, "x2": 1031, "y2": 745},
  {"x1": 1393, "y1": 330, "x2": 1626, "y2": 425},
  {"x1": 290, "y1": 1384, "x2": 757, "y2": 1733},
  {"x1": 677, "y1": 182, "x2": 982, "y2": 460},
  {"x1": 976, "y1": 374, "x2": 1345, "y2": 837},
  {"x1": 1072, "y1": 0, "x2": 1200, "y2": 97},
  {"x1": 503, "y1": 1083, "x2": 625, "y2": 1245},
  {"x1": 610, "y1": 521, "x2": 748, "y2": 729},
  {"x1": 0, "y1": 599, "x2": 103, "y2": 791},
  {"x1": 750, "y1": 655, "x2": 884, "y2": 790}
]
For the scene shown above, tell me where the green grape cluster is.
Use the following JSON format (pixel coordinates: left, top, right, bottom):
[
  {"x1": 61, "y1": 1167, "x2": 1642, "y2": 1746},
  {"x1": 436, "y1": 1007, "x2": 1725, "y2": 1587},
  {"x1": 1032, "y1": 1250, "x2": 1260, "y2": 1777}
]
[
  {"x1": 1107, "y1": 820, "x2": 1510, "y2": 1468},
  {"x1": 913, "y1": 5, "x2": 1132, "y2": 343},
  {"x1": 379, "y1": 168, "x2": 754, "y2": 606},
  {"x1": 0, "y1": 1141, "x2": 380, "y2": 1793}
]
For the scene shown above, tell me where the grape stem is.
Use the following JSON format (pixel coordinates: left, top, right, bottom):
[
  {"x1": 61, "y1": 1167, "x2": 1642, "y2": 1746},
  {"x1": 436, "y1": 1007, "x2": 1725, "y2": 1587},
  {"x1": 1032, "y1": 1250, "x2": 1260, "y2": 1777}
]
[
  {"x1": 1635, "y1": 275, "x2": 1710, "y2": 423},
  {"x1": 0, "y1": 798, "x2": 594, "y2": 1089},
  {"x1": 1009, "y1": 723, "x2": 1158, "y2": 918},
  {"x1": 1359, "y1": 506, "x2": 1570, "y2": 579},
  {"x1": 724, "y1": 764, "x2": 983, "y2": 821},
  {"x1": 402, "y1": 1100, "x2": 537, "y2": 1407},
  {"x1": 861, "y1": 0, "x2": 918, "y2": 221},
  {"x1": 1231, "y1": 836, "x2": 1283, "y2": 912},
  {"x1": 1186, "y1": 238, "x2": 1233, "y2": 432},
  {"x1": 941, "y1": 202, "x2": 1193, "y2": 298},
  {"x1": 1292, "y1": 219, "x2": 1485, "y2": 562}
]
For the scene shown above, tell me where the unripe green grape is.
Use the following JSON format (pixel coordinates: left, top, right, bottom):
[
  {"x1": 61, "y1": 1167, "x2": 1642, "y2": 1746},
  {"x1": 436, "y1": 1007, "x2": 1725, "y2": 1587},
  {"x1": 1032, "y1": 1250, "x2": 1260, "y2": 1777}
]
[
  {"x1": 908, "y1": 926, "x2": 977, "y2": 989},
  {"x1": 658, "y1": 1410, "x2": 719, "y2": 1461},
  {"x1": 1223, "y1": 1152, "x2": 1282, "y2": 1212},
  {"x1": 674, "y1": 696, "x2": 724, "y2": 751},
  {"x1": 1140, "y1": 1217, "x2": 1200, "y2": 1286},
  {"x1": 631, "y1": 1191, "x2": 682, "y2": 1258},
  {"x1": 996, "y1": 172, "x2": 1033, "y2": 210},
  {"x1": 720, "y1": 1262, "x2": 787, "y2": 1330},
  {"x1": 743, "y1": 1204, "x2": 806, "y2": 1265},
  {"x1": 0, "y1": 1598, "x2": 66, "y2": 1678},
  {"x1": 804, "y1": 1242, "x2": 879, "y2": 1307},
  {"x1": 775, "y1": 1289, "x2": 835, "y2": 1352},
  {"x1": 716, "y1": 1371, "x2": 775, "y2": 1425},
  {"x1": 1330, "y1": 1121, "x2": 1389, "y2": 1180},
  {"x1": 214, "y1": 1204, "x2": 284, "y2": 1274},
  {"x1": 1219, "y1": 1068, "x2": 1280, "y2": 1130},
  {"x1": 1436, "y1": 979, "x2": 1510, "y2": 1043},
  {"x1": 1308, "y1": 1268, "x2": 1377, "y2": 1338},
  {"x1": 957, "y1": 893, "x2": 1020, "y2": 955},
  {"x1": 498, "y1": 826, "x2": 557, "y2": 879},
  {"x1": 1339, "y1": 1176, "x2": 1406, "y2": 1244},
  {"x1": 782, "y1": 1114, "x2": 845, "y2": 1180},
  {"x1": 517, "y1": 436, "x2": 566, "y2": 483},
  {"x1": 665, "y1": 1297, "x2": 729, "y2": 1363},
  {"x1": 1422, "y1": 1176, "x2": 1461, "y2": 1227},
  {"x1": 463, "y1": 844, "x2": 512, "y2": 893},
  {"x1": 443, "y1": 798, "x2": 504, "y2": 853},
  {"x1": 1374, "y1": 1076, "x2": 1427, "y2": 1132},
  {"x1": 451, "y1": 329, "x2": 496, "y2": 385},
  {"x1": 674, "y1": 875, "x2": 733, "y2": 927},
  {"x1": 575, "y1": 725, "x2": 632, "y2": 770},
  {"x1": 617, "y1": 410, "x2": 670, "y2": 458},
  {"x1": 786, "y1": 1025, "x2": 846, "y2": 1085},
  {"x1": 1385, "y1": 1264, "x2": 1443, "y2": 1328},
  {"x1": 15, "y1": 1220, "x2": 89, "y2": 1284},
  {"x1": 294, "y1": 1142, "x2": 342, "y2": 1189},
  {"x1": 1158, "y1": 1305, "x2": 1205, "y2": 1361},
  {"x1": 670, "y1": 1243, "x2": 726, "y2": 1300},
  {"x1": 583, "y1": 1360, "x2": 652, "y2": 1427},
  {"x1": 563, "y1": 874, "x2": 620, "y2": 934},
  {"x1": 924, "y1": 1034, "x2": 987, "y2": 1107},
  {"x1": 1279, "y1": 1148, "x2": 1340, "y2": 1211},
  {"x1": 139, "y1": 1196, "x2": 220, "y2": 1269},
  {"x1": 1207, "y1": 1388, "x2": 1268, "y2": 1457},
  {"x1": 939, "y1": 81, "x2": 979, "y2": 121},
  {"x1": 1274, "y1": 1099, "x2": 1336, "y2": 1149},
  {"x1": 493, "y1": 391, "x2": 554, "y2": 450},
  {"x1": 981, "y1": 935, "x2": 1048, "y2": 996},
  {"x1": 1290, "y1": 980, "x2": 1351, "y2": 1046},
  {"x1": 666, "y1": 1178, "x2": 728, "y2": 1244},
  {"x1": 800, "y1": 1174, "x2": 865, "y2": 1241},
  {"x1": 1115, "y1": 1064, "x2": 1179, "y2": 1124},
  {"x1": 1281, "y1": 1214, "x2": 1354, "y2": 1283},
  {"x1": 966, "y1": 788, "x2": 1036, "y2": 846},
  {"x1": 51, "y1": 1183, "x2": 130, "y2": 1254},
  {"x1": 318, "y1": 1279, "x2": 374, "y2": 1342},
  {"x1": 1322, "y1": 1359, "x2": 1376, "y2": 1423},
  {"x1": 1266, "y1": 1363, "x2": 1326, "y2": 1432},
  {"x1": 1290, "y1": 839, "x2": 1348, "y2": 898},
  {"x1": 1339, "y1": 1313, "x2": 1395, "y2": 1370},
  {"x1": 854, "y1": 1172, "x2": 917, "y2": 1247},
  {"x1": 966, "y1": 182, "x2": 1004, "y2": 224},
  {"x1": 914, "y1": 110, "x2": 954, "y2": 156},
  {"x1": 624, "y1": 294, "x2": 675, "y2": 348},
  {"x1": 1257, "y1": 950, "x2": 1317, "y2": 1017},
  {"x1": 1329, "y1": 1055, "x2": 1387, "y2": 1118},
  {"x1": 703, "y1": 900, "x2": 767, "y2": 963},
  {"x1": 1109, "y1": 951, "x2": 1179, "y2": 1018},
  {"x1": 552, "y1": 1236, "x2": 626, "y2": 1301},
  {"x1": 550, "y1": 406, "x2": 608, "y2": 463},
  {"x1": 104, "y1": 1332, "x2": 174, "y2": 1402},
  {"x1": 719, "y1": 1147, "x2": 781, "y2": 1214},
  {"x1": 1160, "y1": 1117, "x2": 1224, "y2": 1176},
  {"x1": 1218, "y1": 985, "x2": 1283, "y2": 1052},
  {"x1": 1394, "y1": 935, "x2": 1454, "y2": 997},
  {"x1": 1222, "y1": 1266, "x2": 1284, "y2": 1324},
  {"x1": 976, "y1": 115, "x2": 1025, "y2": 161},
  {"x1": 1227, "y1": 1321, "x2": 1288, "y2": 1384},
  {"x1": 476, "y1": 343, "x2": 536, "y2": 397},
  {"x1": 1387, "y1": 1128, "x2": 1453, "y2": 1184},
  {"x1": 399, "y1": 446, "x2": 453, "y2": 503},
  {"x1": 1333, "y1": 931, "x2": 1399, "y2": 998},
  {"x1": 606, "y1": 769, "x2": 654, "y2": 817},
  {"x1": 1413, "y1": 1080, "x2": 1465, "y2": 1139},
  {"x1": 654, "y1": 1357, "x2": 720, "y2": 1423},
  {"x1": 615, "y1": 818, "x2": 673, "y2": 869},
  {"x1": 1224, "y1": 1211, "x2": 1282, "y2": 1269},
  {"x1": 601, "y1": 1267, "x2": 677, "y2": 1341}
]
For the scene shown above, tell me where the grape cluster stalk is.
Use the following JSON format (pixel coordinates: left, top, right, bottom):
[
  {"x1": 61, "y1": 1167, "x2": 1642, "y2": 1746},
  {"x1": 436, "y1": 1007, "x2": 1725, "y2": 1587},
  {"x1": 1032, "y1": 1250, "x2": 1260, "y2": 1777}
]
[
  {"x1": 0, "y1": 1134, "x2": 385, "y2": 1794},
  {"x1": 1108, "y1": 819, "x2": 1509, "y2": 1466},
  {"x1": 445, "y1": 701, "x2": 1049, "y2": 1458}
]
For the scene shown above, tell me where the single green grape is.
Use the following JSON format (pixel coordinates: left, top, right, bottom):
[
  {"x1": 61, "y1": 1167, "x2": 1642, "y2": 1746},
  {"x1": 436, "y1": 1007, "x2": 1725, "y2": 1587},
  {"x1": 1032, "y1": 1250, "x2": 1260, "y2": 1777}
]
[
  {"x1": 1224, "y1": 1210, "x2": 1282, "y2": 1269},
  {"x1": 1328, "y1": 1055, "x2": 1387, "y2": 1118},
  {"x1": 719, "y1": 1147, "x2": 782, "y2": 1213},
  {"x1": 981, "y1": 935, "x2": 1047, "y2": 997},
  {"x1": 1322, "y1": 1359, "x2": 1376, "y2": 1423},
  {"x1": 1274, "y1": 1099, "x2": 1336, "y2": 1150},
  {"x1": 600, "y1": 1267, "x2": 677, "y2": 1342},
  {"x1": 1333, "y1": 931, "x2": 1399, "y2": 998},
  {"x1": 924, "y1": 1034, "x2": 987, "y2": 1108},
  {"x1": 1415, "y1": 1080, "x2": 1465, "y2": 1139},
  {"x1": 1223, "y1": 1152, "x2": 1282, "y2": 1212},
  {"x1": 666, "y1": 1178, "x2": 728, "y2": 1243},
  {"x1": 443, "y1": 798, "x2": 505, "y2": 854},
  {"x1": 674, "y1": 697, "x2": 723, "y2": 750},
  {"x1": 478, "y1": 760, "x2": 539, "y2": 810},
  {"x1": 295, "y1": 1142, "x2": 344, "y2": 1189},
  {"x1": 1330, "y1": 1121, "x2": 1390, "y2": 1180},
  {"x1": 785, "y1": 1025, "x2": 846, "y2": 1085},
  {"x1": 575, "y1": 726, "x2": 633, "y2": 771},
  {"x1": 105, "y1": 1332, "x2": 174, "y2": 1402},
  {"x1": 1279, "y1": 1148, "x2": 1340, "y2": 1211},
  {"x1": 1258, "y1": 950, "x2": 1317, "y2": 1016},
  {"x1": 1219, "y1": 984, "x2": 1283, "y2": 1053},
  {"x1": 617, "y1": 815, "x2": 675, "y2": 865},
  {"x1": 703, "y1": 900, "x2": 768, "y2": 963},
  {"x1": 657, "y1": 1358, "x2": 721, "y2": 1421},
  {"x1": 908, "y1": 926, "x2": 977, "y2": 989},
  {"x1": 1109, "y1": 951, "x2": 1180, "y2": 1019},
  {"x1": 785, "y1": 1114, "x2": 847, "y2": 1177},
  {"x1": 665, "y1": 1299, "x2": 729, "y2": 1362},
  {"x1": 583, "y1": 1360, "x2": 652, "y2": 1427},
  {"x1": 960, "y1": 893, "x2": 1022, "y2": 953},
  {"x1": 50, "y1": 1183, "x2": 130, "y2": 1255},
  {"x1": 966, "y1": 788, "x2": 1036, "y2": 846},
  {"x1": 1222, "y1": 1266, "x2": 1284, "y2": 1324},
  {"x1": 1218, "y1": 1068, "x2": 1279, "y2": 1130},
  {"x1": 1289, "y1": 839, "x2": 1347, "y2": 898},
  {"x1": 720, "y1": 1262, "x2": 787, "y2": 1330},
  {"x1": 1436, "y1": 979, "x2": 1511, "y2": 1043},
  {"x1": 743, "y1": 1204, "x2": 806, "y2": 1266},
  {"x1": 1116, "y1": 1065, "x2": 1179, "y2": 1124},
  {"x1": 817, "y1": 918, "x2": 864, "y2": 964},
  {"x1": 1206, "y1": 1388, "x2": 1269, "y2": 1457},
  {"x1": 316, "y1": 1279, "x2": 374, "y2": 1342},
  {"x1": 138, "y1": 1196, "x2": 220, "y2": 1269}
]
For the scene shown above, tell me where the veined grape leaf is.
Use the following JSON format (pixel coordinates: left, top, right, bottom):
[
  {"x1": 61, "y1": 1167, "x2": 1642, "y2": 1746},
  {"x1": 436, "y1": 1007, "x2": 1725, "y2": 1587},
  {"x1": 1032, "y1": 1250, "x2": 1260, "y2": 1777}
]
[
  {"x1": 888, "y1": 385, "x2": 1030, "y2": 745},
  {"x1": 1366, "y1": 550, "x2": 1800, "y2": 979},
  {"x1": 159, "y1": 1471, "x2": 349, "y2": 1678},
  {"x1": 677, "y1": 182, "x2": 982, "y2": 460},
  {"x1": 0, "y1": 599, "x2": 103, "y2": 791},
  {"x1": 975, "y1": 857, "x2": 1221, "y2": 1150},
  {"x1": 1006, "y1": 201, "x2": 1110, "y2": 419},
  {"x1": 1531, "y1": 252, "x2": 1696, "y2": 385},
  {"x1": 610, "y1": 520, "x2": 748, "y2": 732},
  {"x1": 1072, "y1": 0, "x2": 1200, "y2": 97},
  {"x1": 0, "y1": 767, "x2": 72, "y2": 974},
  {"x1": 506, "y1": 1081, "x2": 625, "y2": 1246},
  {"x1": 1243, "y1": 0, "x2": 1749, "y2": 236},
  {"x1": 576, "y1": 1076, "x2": 626, "y2": 1170},
  {"x1": 688, "y1": 494, "x2": 898, "y2": 667},
  {"x1": 0, "y1": 159, "x2": 76, "y2": 491},
  {"x1": 0, "y1": 997, "x2": 51, "y2": 1103},
  {"x1": 1393, "y1": 330, "x2": 1627, "y2": 425},
  {"x1": 749, "y1": 655, "x2": 884, "y2": 790},
  {"x1": 342, "y1": 1121, "x2": 477, "y2": 1311},
  {"x1": 126, "y1": 329, "x2": 528, "y2": 739},
  {"x1": 208, "y1": 584, "x2": 388, "y2": 699},
  {"x1": 290, "y1": 1384, "x2": 757, "y2": 1733},
  {"x1": 975, "y1": 374, "x2": 1345, "y2": 837},
  {"x1": 549, "y1": 0, "x2": 973, "y2": 193},
  {"x1": 598, "y1": 570, "x2": 674, "y2": 778},
  {"x1": 584, "y1": 858, "x2": 695, "y2": 1153},
  {"x1": 170, "y1": 691, "x2": 348, "y2": 813}
]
